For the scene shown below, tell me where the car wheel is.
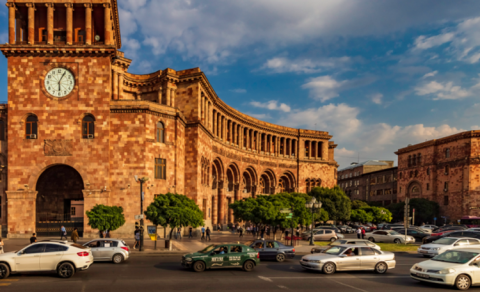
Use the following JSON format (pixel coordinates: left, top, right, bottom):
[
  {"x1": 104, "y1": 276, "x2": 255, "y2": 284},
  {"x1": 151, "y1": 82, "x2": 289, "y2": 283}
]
[
  {"x1": 368, "y1": 237, "x2": 375, "y2": 242},
  {"x1": 375, "y1": 262, "x2": 388, "y2": 274},
  {"x1": 193, "y1": 261, "x2": 206, "y2": 272},
  {"x1": 394, "y1": 239, "x2": 401, "y2": 244},
  {"x1": 0, "y1": 263, "x2": 10, "y2": 279},
  {"x1": 322, "y1": 262, "x2": 336, "y2": 274},
  {"x1": 57, "y1": 262, "x2": 75, "y2": 278},
  {"x1": 276, "y1": 253, "x2": 286, "y2": 262},
  {"x1": 113, "y1": 253, "x2": 124, "y2": 264},
  {"x1": 330, "y1": 237, "x2": 336, "y2": 242},
  {"x1": 243, "y1": 260, "x2": 255, "y2": 272},
  {"x1": 455, "y1": 274, "x2": 471, "y2": 290}
]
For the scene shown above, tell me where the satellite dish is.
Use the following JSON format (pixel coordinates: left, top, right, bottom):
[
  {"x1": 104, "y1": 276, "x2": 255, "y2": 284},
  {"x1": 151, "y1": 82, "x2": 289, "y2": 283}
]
[
  {"x1": 95, "y1": 35, "x2": 101, "y2": 41},
  {"x1": 134, "y1": 175, "x2": 138, "y2": 182}
]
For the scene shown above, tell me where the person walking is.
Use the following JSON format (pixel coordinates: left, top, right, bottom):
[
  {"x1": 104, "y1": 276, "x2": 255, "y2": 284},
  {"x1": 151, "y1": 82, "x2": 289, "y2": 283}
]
[
  {"x1": 177, "y1": 228, "x2": 182, "y2": 240},
  {"x1": 356, "y1": 227, "x2": 361, "y2": 239},
  {"x1": 361, "y1": 227, "x2": 366, "y2": 239},
  {"x1": 71, "y1": 228, "x2": 79, "y2": 243},
  {"x1": 206, "y1": 227, "x2": 211, "y2": 241},
  {"x1": 30, "y1": 233, "x2": 37, "y2": 243},
  {"x1": 60, "y1": 226, "x2": 67, "y2": 240},
  {"x1": 0, "y1": 238, "x2": 3, "y2": 254},
  {"x1": 133, "y1": 226, "x2": 140, "y2": 250},
  {"x1": 201, "y1": 226, "x2": 205, "y2": 240},
  {"x1": 239, "y1": 226, "x2": 244, "y2": 238},
  {"x1": 189, "y1": 226, "x2": 193, "y2": 238}
]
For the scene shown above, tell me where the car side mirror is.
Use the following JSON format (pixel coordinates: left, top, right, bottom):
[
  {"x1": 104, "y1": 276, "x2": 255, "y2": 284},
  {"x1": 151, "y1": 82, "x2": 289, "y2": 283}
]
[{"x1": 339, "y1": 254, "x2": 346, "y2": 258}]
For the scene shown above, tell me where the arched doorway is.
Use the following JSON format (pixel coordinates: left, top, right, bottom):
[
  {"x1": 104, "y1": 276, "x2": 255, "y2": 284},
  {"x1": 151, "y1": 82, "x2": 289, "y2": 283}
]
[{"x1": 36, "y1": 165, "x2": 84, "y2": 237}]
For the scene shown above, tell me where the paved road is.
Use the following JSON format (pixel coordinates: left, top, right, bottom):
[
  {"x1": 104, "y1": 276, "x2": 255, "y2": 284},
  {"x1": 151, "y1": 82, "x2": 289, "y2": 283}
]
[{"x1": 0, "y1": 253, "x2": 450, "y2": 292}]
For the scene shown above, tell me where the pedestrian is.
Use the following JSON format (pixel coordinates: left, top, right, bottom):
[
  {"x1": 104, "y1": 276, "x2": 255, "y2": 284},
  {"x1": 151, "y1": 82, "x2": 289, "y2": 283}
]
[
  {"x1": 356, "y1": 227, "x2": 361, "y2": 239},
  {"x1": 206, "y1": 227, "x2": 211, "y2": 241},
  {"x1": 201, "y1": 226, "x2": 205, "y2": 240},
  {"x1": 217, "y1": 224, "x2": 221, "y2": 231},
  {"x1": 189, "y1": 226, "x2": 193, "y2": 238},
  {"x1": 105, "y1": 229, "x2": 110, "y2": 238},
  {"x1": 30, "y1": 233, "x2": 37, "y2": 244},
  {"x1": 260, "y1": 226, "x2": 265, "y2": 239},
  {"x1": 361, "y1": 227, "x2": 366, "y2": 239},
  {"x1": 295, "y1": 227, "x2": 300, "y2": 238},
  {"x1": 0, "y1": 238, "x2": 3, "y2": 254},
  {"x1": 177, "y1": 228, "x2": 182, "y2": 239},
  {"x1": 133, "y1": 226, "x2": 140, "y2": 249},
  {"x1": 60, "y1": 225, "x2": 67, "y2": 240},
  {"x1": 239, "y1": 226, "x2": 244, "y2": 238},
  {"x1": 71, "y1": 228, "x2": 79, "y2": 243}
]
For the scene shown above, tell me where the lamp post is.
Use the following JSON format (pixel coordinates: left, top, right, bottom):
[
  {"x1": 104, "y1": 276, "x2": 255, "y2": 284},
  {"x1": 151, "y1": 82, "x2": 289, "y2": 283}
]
[
  {"x1": 135, "y1": 176, "x2": 149, "y2": 252},
  {"x1": 305, "y1": 197, "x2": 322, "y2": 246}
]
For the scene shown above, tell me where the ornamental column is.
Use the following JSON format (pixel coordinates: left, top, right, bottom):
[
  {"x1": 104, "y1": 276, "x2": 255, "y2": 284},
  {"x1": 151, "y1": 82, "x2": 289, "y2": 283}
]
[
  {"x1": 66, "y1": 3, "x2": 73, "y2": 45},
  {"x1": 171, "y1": 88, "x2": 175, "y2": 107},
  {"x1": 26, "y1": 3, "x2": 35, "y2": 45},
  {"x1": 103, "y1": 3, "x2": 112, "y2": 45},
  {"x1": 218, "y1": 181, "x2": 226, "y2": 225},
  {"x1": 309, "y1": 141, "x2": 313, "y2": 159},
  {"x1": 46, "y1": 3, "x2": 54, "y2": 44},
  {"x1": 7, "y1": 3, "x2": 15, "y2": 45},
  {"x1": 212, "y1": 193, "x2": 218, "y2": 225},
  {"x1": 112, "y1": 71, "x2": 118, "y2": 100},
  {"x1": 322, "y1": 141, "x2": 328, "y2": 161},
  {"x1": 118, "y1": 74, "x2": 124, "y2": 100},
  {"x1": 166, "y1": 85, "x2": 171, "y2": 106},
  {"x1": 85, "y1": 4, "x2": 92, "y2": 45}
]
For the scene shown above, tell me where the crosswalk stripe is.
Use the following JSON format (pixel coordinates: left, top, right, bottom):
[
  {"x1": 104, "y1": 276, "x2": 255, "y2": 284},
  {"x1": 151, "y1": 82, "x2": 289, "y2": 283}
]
[{"x1": 0, "y1": 279, "x2": 19, "y2": 282}]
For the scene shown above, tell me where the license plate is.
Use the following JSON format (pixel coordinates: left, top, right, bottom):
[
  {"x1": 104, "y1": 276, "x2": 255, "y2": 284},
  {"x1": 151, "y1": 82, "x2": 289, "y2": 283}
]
[
  {"x1": 416, "y1": 273, "x2": 430, "y2": 279},
  {"x1": 419, "y1": 250, "x2": 427, "y2": 254}
]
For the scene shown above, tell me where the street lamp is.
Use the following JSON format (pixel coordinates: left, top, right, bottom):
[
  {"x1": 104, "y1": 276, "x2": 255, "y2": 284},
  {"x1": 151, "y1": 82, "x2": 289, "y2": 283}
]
[
  {"x1": 305, "y1": 197, "x2": 322, "y2": 246},
  {"x1": 135, "y1": 175, "x2": 149, "y2": 252}
]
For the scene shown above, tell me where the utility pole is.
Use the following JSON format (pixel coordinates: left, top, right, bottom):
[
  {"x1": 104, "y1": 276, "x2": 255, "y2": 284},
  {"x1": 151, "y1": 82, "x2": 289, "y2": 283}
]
[
  {"x1": 135, "y1": 176, "x2": 149, "y2": 252},
  {"x1": 404, "y1": 198, "x2": 410, "y2": 245}
]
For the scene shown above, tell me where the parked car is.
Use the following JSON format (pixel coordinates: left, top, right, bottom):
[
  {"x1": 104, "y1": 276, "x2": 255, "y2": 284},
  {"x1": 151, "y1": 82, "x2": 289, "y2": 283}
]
[
  {"x1": 366, "y1": 230, "x2": 415, "y2": 244},
  {"x1": 422, "y1": 230, "x2": 480, "y2": 244},
  {"x1": 382, "y1": 224, "x2": 404, "y2": 230},
  {"x1": 181, "y1": 243, "x2": 260, "y2": 272},
  {"x1": 411, "y1": 248, "x2": 480, "y2": 290},
  {"x1": 417, "y1": 237, "x2": 480, "y2": 258},
  {"x1": 311, "y1": 239, "x2": 381, "y2": 254},
  {"x1": 300, "y1": 244, "x2": 396, "y2": 274},
  {"x1": 337, "y1": 225, "x2": 354, "y2": 234},
  {"x1": 302, "y1": 229, "x2": 344, "y2": 242},
  {"x1": 0, "y1": 241, "x2": 93, "y2": 279},
  {"x1": 432, "y1": 225, "x2": 467, "y2": 233},
  {"x1": 395, "y1": 228, "x2": 431, "y2": 242},
  {"x1": 467, "y1": 228, "x2": 480, "y2": 232},
  {"x1": 247, "y1": 239, "x2": 295, "y2": 262},
  {"x1": 312, "y1": 225, "x2": 341, "y2": 233},
  {"x1": 419, "y1": 225, "x2": 437, "y2": 231},
  {"x1": 83, "y1": 239, "x2": 130, "y2": 264}
]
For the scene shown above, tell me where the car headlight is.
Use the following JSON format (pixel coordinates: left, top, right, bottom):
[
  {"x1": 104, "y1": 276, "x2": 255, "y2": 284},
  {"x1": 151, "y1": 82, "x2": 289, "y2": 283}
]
[
  {"x1": 431, "y1": 248, "x2": 440, "y2": 250},
  {"x1": 438, "y1": 268, "x2": 456, "y2": 274},
  {"x1": 412, "y1": 264, "x2": 419, "y2": 270},
  {"x1": 309, "y1": 260, "x2": 321, "y2": 263},
  {"x1": 185, "y1": 258, "x2": 193, "y2": 262}
]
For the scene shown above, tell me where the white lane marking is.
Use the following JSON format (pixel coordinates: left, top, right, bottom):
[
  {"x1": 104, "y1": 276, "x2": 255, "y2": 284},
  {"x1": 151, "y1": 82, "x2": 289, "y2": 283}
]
[
  {"x1": 329, "y1": 279, "x2": 369, "y2": 292},
  {"x1": 258, "y1": 276, "x2": 273, "y2": 282},
  {"x1": 278, "y1": 285, "x2": 288, "y2": 289},
  {"x1": 267, "y1": 276, "x2": 411, "y2": 279}
]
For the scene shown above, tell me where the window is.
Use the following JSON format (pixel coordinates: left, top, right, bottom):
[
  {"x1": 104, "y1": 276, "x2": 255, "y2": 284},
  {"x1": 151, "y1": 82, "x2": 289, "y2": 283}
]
[
  {"x1": 417, "y1": 153, "x2": 422, "y2": 165},
  {"x1": 414, "y1": 170, "x2": 418, "y2": 177},
  {"x1": 445, "y1": 148, "x2": 450, "y2": 158},
  {"x1": 444, "y1": 196, "x2": 449, "y2": 206},
  {"x1": 266, "y1": 241, "x2": 279, "y2": 248},
  {"x1": 45, "y1": 244, "x2": 68, "y2": 252},
  {"x1": 230, "y1": 245, "x2": 243, "y2": 252},
  {"x1": 409, "y1": 171, "x2": 413, "y2": 178},
  {"x1": 0, "y1": 120, "x2": 4, "y2": 141},
  {"x1": 413, "y1": 154, "x2": 416, "y2": 166},
  {"x1": 427, "y1": 168, "x2": 430, "y2": 175},
  {"x1": 399, "y1": 173, "x2": 402, "y2": 180},
  {"x1": 155, "y1": 158, "x2": 166, "y2": 179},
  {"x1": 23, "y1": 244, "x2": 46, "y2": 254},
  {"x1": 444, "y1": 182, "x2": 449, "y2": 192},
  {"x1": 156, "y1": 122, "x2": 165, "y2": 143},
  {"x1": 445, "y1": 165, "x2": 449, "y2": 175},
  {"x1": 82, "y1": 115, "x2": 95, "y2": 139},
  {"x1": 399, "y1": 187, "x2": 402, "y2": 193},
  {"x1": 411, "y1": 186, "x2": 419, "y2": 193},
  {"x1": 71, "y1": 207, "x2": 76, "y2": 216},
  {"x1": 408, "y1": 155, "x2": 411, "y2": 167},
  {"x1": 360, "y1": 247, "x2": 375, "y2": 256},
  {"x1": 426, "y1": 183, "x2": 430, "y2": 191},
  {"x1": 26, "y1": 115, "x2": 38, "y2": 139}
]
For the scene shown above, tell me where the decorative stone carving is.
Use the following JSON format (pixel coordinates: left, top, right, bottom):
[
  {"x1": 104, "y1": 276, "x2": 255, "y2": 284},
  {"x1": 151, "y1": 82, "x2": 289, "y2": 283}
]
[{"x1": 44, "y1": 139, "x2": 73, "y2": 156}]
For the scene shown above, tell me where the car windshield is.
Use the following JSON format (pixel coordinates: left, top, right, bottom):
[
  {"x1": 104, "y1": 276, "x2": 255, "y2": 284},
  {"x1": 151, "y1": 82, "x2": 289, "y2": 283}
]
[
  {"x1": 198, "y1": 244, "x2": 216, "y2": 254},
  {"x1": 320, "y1": 246, "x2": 347, "y2": 255},
  {"x1": 388, "y1": 231, "x2": 400, "y2": 235},
  {"x1": 432, "y1": 238, "x2": 457, "y2": 245},
  {"x1": 432, "y1": 251, "x2": 479, "y2": 264}
]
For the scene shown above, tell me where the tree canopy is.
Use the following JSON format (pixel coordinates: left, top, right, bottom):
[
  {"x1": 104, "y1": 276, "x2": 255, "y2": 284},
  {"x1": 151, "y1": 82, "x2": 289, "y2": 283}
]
[
  {"x1": 386, "y1": 198, "x2": 439, "y2": 225},
  {"x1": 144, "y1": 193, "x2": 204, "y2": 238},
  {"x1": 351, "y1": 209, "x2": 373, "y2": 223},
  {"x1": 86, "y1": 204, "x2": 126, "y2": 232},
  {"x1": 351, "y1": 200, "x2": 370, "y2": 209},
  {"x1": 309, "y1": 186, "x2": 351, "y2": 222}
]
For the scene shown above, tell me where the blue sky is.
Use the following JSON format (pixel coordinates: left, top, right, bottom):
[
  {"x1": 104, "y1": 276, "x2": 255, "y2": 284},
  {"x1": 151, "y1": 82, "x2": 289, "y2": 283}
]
[{"x1": 1, "y1": 1, "x2": 480, "y2": 168}]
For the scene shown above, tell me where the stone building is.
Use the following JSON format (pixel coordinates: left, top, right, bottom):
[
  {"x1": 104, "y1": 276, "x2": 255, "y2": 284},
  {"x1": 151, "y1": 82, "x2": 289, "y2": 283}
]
[
  {"x1": 396, "y1": 130, "x2": 480, "y2": 222},
  {"x1": 0, "y1": 0, "x2": 338, "y2": 238},
  {"x1": 338, "y1": 160, "x2": 397, "y2": 205}
]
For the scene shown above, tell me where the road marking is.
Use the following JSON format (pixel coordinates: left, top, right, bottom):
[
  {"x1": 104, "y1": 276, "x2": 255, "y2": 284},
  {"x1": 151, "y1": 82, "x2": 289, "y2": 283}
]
[
  {"x1": 278, "y1": 285, "x2": 288, "y2": 289},
  {"x1": 0, "y1": 279, "x2": 19, "y2": 282},
  {"x1": 258, "y1": 276, "x2": 273, "y2": 282},
  {"x1": 0, "y1": 283, "x2": 11, "y2": 286},
  {"x1": 267, "y1": 276, "x2": 411, "y2": 279},
  {"x1": 329, "y1": 279, "x2": 369, "y2": 292}
]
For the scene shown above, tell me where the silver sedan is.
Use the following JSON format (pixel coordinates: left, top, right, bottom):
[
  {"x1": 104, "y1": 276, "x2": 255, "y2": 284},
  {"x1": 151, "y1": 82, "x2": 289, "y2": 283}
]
[
  {"x1": 83, "y1": 239, "x2": 130, "y2": 264},
  {"x1": 300, "y1": 244, "x2": 396, "y2": 274}
]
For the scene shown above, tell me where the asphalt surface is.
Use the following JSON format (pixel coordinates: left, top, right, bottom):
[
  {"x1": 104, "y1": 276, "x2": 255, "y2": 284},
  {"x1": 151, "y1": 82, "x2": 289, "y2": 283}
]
[{"x1": 0, "y1": 253, "x2": 456, "y2": 292}]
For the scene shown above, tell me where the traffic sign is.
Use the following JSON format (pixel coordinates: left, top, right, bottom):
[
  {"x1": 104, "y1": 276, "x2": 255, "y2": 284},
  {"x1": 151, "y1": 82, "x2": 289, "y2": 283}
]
[{"x1": 135, "y1": 214, "x2": 144, "y2": 220}]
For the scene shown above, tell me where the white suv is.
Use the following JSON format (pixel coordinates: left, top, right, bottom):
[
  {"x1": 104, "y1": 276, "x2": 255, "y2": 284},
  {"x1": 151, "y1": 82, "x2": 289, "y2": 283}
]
[{"x1": 0, "y1": 241, "x2": 93, "y2": 279}]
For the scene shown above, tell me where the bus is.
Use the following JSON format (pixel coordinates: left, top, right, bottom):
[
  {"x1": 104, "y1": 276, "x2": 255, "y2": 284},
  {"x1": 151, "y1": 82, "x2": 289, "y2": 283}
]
[{"x1": 460, "y1": 216, "x2": 480, "y2": 227}]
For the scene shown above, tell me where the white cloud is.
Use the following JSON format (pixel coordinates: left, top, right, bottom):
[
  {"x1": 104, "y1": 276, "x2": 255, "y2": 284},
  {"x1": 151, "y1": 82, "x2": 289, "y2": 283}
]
[
  {"x1": 415, "y1": 81, "x2": 472, "y2": 100},
  {"x1": 261, "y1": 56, "x2": 351, "y2": 74},
  {"x1": 245, "y1": 113, "x2": 271, "y2": 120},
  {"x1": 301, "y1": 76, "x2": 346, "y2": 102},
  {"x1": 250, "y1": 100, "x2": 291, "y2": 112},
  {"x1": 230, "y1": 89, "x2": 247, "y2": 93},
  {"x1": 413, "y1": 33, "x2": 455, "y2": 50},
  {"x1": 422, "y1": 71, "x2": 438, "y2": 78},
  {"x1": 370, "y1": 93, "x2": 383, "y2": 104}
]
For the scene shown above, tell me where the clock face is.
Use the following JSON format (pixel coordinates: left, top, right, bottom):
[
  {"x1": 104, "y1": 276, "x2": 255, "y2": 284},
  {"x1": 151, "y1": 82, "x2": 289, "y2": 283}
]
[{"x1": 44, "y1": 68, "x2": 75, "y2": 98}]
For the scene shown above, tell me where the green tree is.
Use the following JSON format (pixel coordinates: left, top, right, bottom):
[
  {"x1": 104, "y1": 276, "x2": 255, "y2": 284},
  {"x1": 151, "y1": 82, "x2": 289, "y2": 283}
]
[
  {"x1": 386, "y1": 198, "x2": 439, "y2": 225},
  {"x1": 144, "y1": 193, "x2": 204, "y2": 239},
  {"x1": 86, "y1": 204, "x2": 126, "y2": 233},
  {"x1": 360, "y1": 206, "x2": 392, "y2": 223},
  {"x1": 309, "y1": 186, "x2": 351, "y2": 222},
  {"x1": 350, "y1": 209, "x2": 373, "y2": 223},
  {"x1": 352, "y1": 200, "x2": 369, "y2": 209}
]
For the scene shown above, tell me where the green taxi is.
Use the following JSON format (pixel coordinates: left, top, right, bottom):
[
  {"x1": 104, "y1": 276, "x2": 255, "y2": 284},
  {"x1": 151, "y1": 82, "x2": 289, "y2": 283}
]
[{"x1": 181, "y1": 243, "x2": 260, "y2": 272}]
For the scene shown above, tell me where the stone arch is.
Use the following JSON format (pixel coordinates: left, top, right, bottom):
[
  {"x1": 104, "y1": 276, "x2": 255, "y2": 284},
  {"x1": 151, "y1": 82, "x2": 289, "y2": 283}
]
[
  {"x1": 406, "y1": 180, "x2": 422, "y2": 199},
  {"x1": 226, "y1": 163, "x2": 240, "y2": 192},
  {"x1": 260, "y1": 169, "x2": 276, "y2": 195},
  {"x1": 29, "y1": 161, "x2": 89, "y2": 192},
  {"x1": 212, "y1": 157, "x2": 224, "y2": 182},
  {"x1": 242, "y1": 166, "x2": 258, "y2": 197}
]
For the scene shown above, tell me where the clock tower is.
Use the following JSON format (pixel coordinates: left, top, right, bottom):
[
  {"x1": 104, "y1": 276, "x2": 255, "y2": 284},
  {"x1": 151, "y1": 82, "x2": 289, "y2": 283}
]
[{"x1": 0, "y1": 0, "x2": 122, "y2": 238}]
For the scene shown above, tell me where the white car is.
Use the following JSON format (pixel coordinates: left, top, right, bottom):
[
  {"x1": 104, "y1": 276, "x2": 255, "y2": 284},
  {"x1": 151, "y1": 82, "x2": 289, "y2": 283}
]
[
  {"x1": 0, "y1": 241, "x2": 93, "y2": 279},
  {"x1": 366, "y1": 230, "x2": 415, "y2": 244},
  {"x1": 467, "y1": 228, "x2": 480, "y2": 232},
  {"x1": 411, "y1": 248, "x2": 480, "y2": 290},
  {"x1": 420, "y1": 225, "x2": 438, "y2": 231},
  {"x1": 417, "y1": 237, "x2": 480, "y2": 258}
]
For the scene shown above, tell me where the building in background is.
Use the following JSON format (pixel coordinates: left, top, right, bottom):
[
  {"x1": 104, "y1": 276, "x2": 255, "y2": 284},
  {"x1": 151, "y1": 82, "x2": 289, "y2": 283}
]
[
  {"x1": 396, "y1": 130, "x2": 480, "y2": 222},
  {"x1": 338, "y1": 160, "x2": 397, "y2": 205}
]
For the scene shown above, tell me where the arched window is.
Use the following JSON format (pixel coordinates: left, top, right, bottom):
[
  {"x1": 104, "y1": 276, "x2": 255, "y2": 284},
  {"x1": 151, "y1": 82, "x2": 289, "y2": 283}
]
[
  {"x1": 26, "y1": 115, "x2": 38, "y2": 139},
  {"x1": 0, "y1": 120, "x2": 5, "y2": 141},
  {"x1": 156, "y1": 122, "x2": 165, "y2": 143},
  {"x1": 408, "y1": 155, "x2": 411, "y2": 167},
  {"x1": 445, "y1": 148, "x2": 450, "y2": 158},
  {"x1": 411, "y1": 186, "x2": 419, "y2": 193},
  {"x1": 82, "y1": 115, "x2": 95, "y2": 139}
]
